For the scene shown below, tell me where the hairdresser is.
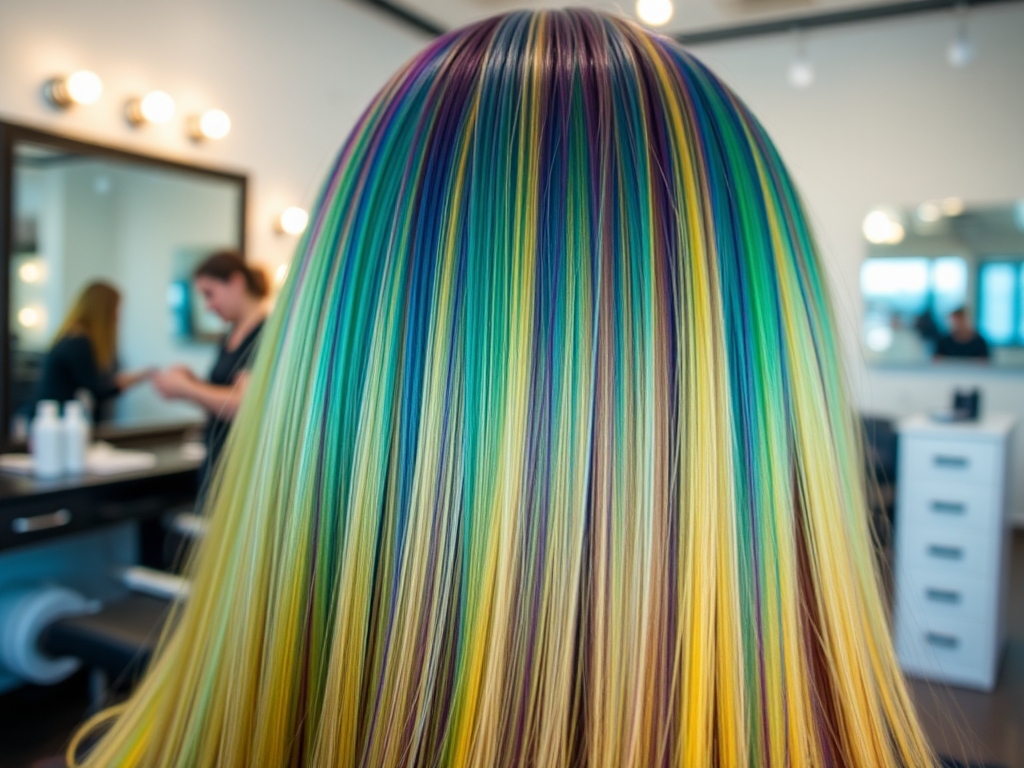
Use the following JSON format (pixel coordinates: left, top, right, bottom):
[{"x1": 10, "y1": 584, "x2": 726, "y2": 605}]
[{"x1": 151, "y1": 251, "x2": 268, "y2": 490}]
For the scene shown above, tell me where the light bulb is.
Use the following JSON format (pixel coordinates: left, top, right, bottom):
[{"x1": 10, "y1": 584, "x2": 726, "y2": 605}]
[
  {"x1": 126, "y1": 91, "x2": 175, "y2": 126},
  {"x1": 636, "y1": 0, "x2": 673, "y2": 26},
  {"x1": 863, "y1": 209, "x2": 905, "y2": 245},
  {"x1": 45, "y1": 70, "x2": 103, "y2": 108},
  {"x1": 278, "y1": 207, "x2": 309, "y2": 235},
  {"x1": 18, "y1": 306, "x2": 42, "y2": 329},
  {"x1": 190, "y1": 109, "x2": 232, "y2": 141},
  {"x1": 18, "y1": 261, "x2": 45, "y2": 284},
  {"x1": 65, "y1": 71, "x2": 103, "y2": 104}
]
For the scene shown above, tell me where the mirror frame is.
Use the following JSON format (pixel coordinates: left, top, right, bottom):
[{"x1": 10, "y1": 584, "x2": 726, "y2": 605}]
[{"x1": 0, "y1": 120, "x2": 249, "y2": 449}]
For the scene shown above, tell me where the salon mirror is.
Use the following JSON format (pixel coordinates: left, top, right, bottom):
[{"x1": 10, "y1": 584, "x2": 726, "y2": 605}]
[
  {"x1": 1, "y1": 122, "x2": 247, "y2": 444},
  {"x1": 860, "y1": 199, "x2": 1024, "y2": 368}
]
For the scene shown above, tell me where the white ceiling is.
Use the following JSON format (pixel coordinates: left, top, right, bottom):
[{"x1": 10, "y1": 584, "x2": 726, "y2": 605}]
[{"x1": 390, "y1": 0, "x2": 921, "y2": 36}]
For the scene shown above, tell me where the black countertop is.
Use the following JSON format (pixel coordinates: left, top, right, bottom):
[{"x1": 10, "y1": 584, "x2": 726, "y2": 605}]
[
  {"x1": 0, "y1": 442, "x2": 201, "y2": 501},
  {"x1": 0, "y1": 440, "x2": 201, "y2": 552}
]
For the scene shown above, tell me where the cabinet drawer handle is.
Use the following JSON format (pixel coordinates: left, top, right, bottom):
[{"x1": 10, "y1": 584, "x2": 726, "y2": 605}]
[
  {"x1": 12, "y1": 508, "x2": 72, "y2": 534},
  {"x1": 933, "y1": 455, "x2": 969, "y2": 469},
  {"x1": 927, "y1": 545, "x2": 964, "y2": 560},
  {"x1": 925, "y1": 588, "x2": 961, "y2": 604},
  {"x1": 931, "y1": 501, "x2": 966, "y2": 515},
  {"x1": 925, "y1": 632, "x2": 960, "y2": 649}
]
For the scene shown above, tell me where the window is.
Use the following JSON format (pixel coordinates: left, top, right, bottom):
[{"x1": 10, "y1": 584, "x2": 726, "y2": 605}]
[
  {"x1": 978, "y1": 261, "x2": 1024, "y2": 346},
  {"x1": 860, "y1": 256, "x2": 968, "y2": 357}
]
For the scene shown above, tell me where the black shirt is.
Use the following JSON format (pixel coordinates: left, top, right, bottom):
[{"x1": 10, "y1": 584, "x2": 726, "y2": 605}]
[
  {"x1": 32, "y1": 335, "x2": 119, "y2": 420},
  {"x1": 935, "y1": 333, "x2": 990, "y2": 359},
  {"x1": 201, "y1": 320, "x2": 264, "y2": 489}
]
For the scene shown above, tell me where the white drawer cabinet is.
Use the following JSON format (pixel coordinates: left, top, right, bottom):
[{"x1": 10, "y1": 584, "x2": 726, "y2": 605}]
[{"x1": 893, "y1": 414, "x2": 1015, "y2": 691}]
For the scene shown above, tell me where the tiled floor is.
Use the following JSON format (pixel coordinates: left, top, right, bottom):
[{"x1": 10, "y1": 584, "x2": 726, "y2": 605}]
[{"x1": 3, "y1": 535, "x2": 1024, "y2": 768}]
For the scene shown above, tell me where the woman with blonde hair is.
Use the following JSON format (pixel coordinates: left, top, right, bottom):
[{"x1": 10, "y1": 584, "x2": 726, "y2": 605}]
[{"x1": 31, "y1": 281, "x2": 151, "y2": 421}]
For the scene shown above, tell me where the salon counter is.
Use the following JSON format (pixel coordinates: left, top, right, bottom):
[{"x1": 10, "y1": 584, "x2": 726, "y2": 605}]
[{"x1": 0, "y1": 442, "x2": 200, "y2": 553}]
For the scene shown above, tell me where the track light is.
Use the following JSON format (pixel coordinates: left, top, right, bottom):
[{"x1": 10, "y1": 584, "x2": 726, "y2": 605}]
[
  {"x1": 787, "y1": 29, "x2": 814, "y2": 89},
  {"x1": 947, "y1": 3, "x2": 975, "y2": 67}
]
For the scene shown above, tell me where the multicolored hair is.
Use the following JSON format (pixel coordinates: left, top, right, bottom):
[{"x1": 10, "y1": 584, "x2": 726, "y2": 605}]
[{"x1": 72, "y1": 9, "x2": 932, "y2": 768}]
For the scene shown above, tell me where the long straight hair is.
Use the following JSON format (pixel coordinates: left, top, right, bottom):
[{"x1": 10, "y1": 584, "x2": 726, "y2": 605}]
[
  {"x1": 74, "y1": 10, "x2": 932, "y2": 768},
  {"x1": 53, "y1": 281, "x2": 119, "y2": 371}
]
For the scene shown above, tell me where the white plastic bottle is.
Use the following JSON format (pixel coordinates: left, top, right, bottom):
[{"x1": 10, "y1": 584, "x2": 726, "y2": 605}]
[
  {"x1": 31, "y1": 401, "x2": 64, "y2": 479},
  {"x1": 62, "y1": 400, "x2": 89, "y2": 475}
]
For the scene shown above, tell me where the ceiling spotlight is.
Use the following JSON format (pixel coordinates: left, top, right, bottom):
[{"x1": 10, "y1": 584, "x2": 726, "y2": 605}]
[
  {"x1": 189, "y1": 109, "x2": 232, "y2": 141},
  {"x1": 947, "y1": 4, "x2": 975, "y2": 68},
  {"x1": 863, "y1": 208, "x2": 906, "y2": 245},
  {"x1": 126, "y1": 91, "x2": 175, "y2": 126},
  {"x1": 44, "y1": 70, "x2": 103, "y2": 108},
  {"x1": 277, "y1": 207, "x2": 309, "y2": 236},
  {"x1": 636, "y1": 0, "x2": 673, "y2": 27},
  {"x1": 787, "y1": 29, "x2": 814, "y2": 89}
]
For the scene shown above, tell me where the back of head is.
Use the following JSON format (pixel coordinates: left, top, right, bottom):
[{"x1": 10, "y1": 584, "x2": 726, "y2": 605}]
[{"x1": 74, "y1": 10, "x2": 931, "y2": 768}]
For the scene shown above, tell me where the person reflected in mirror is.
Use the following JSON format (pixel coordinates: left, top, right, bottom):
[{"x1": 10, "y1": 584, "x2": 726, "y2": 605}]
[
  {"x1": 151, "y1": 251, "x2": 268, "y2": 489},
  {"x1": 912, "y1": 306, "x2": 940, "y2": 352},
  {"x1": 30, "y1": 281, "x2": 153, "y2": 422},
  {"x1": 934, "y1": 306, "x2": 990, "y2": 360}
]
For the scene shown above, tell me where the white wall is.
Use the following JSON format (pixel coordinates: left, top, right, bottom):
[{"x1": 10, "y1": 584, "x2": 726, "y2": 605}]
[
  {"x1": 692, "y1": 2, "x2": 1024, "y2": 521},
  {"x1": 0, "y1": 0, "x2": 429, "y2": 274}
]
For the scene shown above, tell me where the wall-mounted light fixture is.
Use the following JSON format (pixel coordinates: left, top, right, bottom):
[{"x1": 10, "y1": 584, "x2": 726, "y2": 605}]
[
  {"x1": 277, "y1": 207, "x2": 309, "y2": 235},
  {"x1": 44, "y1": 71, "x2": 103, "y2": 108},
  {"x1": 126, "y1": 91, "x2": 176, "y2": 126},
  {"x1": 636, "y1": 0, "x2": 673, "y2": 27},
  {"x1": 17, "y1": 305, "x2": 45, "y2": 329},
  {"x1": 18, "y1": 260, "x2": 46, "y2": 284},
  {"x1": 188, "y1": 109, "x2": 232, "y2": 141}
]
